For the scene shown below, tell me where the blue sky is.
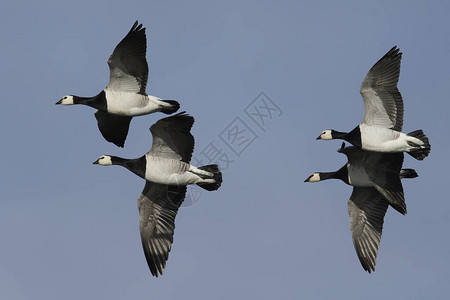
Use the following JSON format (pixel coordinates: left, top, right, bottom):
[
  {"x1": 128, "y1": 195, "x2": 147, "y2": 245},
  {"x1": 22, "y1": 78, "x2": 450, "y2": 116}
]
[{"x1": 1, "y1": 0, "x2": 449, "y2": 299}]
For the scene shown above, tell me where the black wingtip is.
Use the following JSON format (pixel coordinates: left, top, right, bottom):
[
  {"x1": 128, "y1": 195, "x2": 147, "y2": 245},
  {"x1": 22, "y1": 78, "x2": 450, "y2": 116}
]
[
  {"x1": 142, "y1": 242, "x2": 166, "y2": 278},
  {"x1": 113, "y1": 141, "x2": 125, "y2": 148},
  {"x1": 94, "y1": 111, "x2": 131, "y2": 148},
  {"x1": 127, "y1": 20, "x2": 145, "y2": 35},
  {"x1": 385, "y1": 45, "x2": 402, "y2": 59},
  {"x1": 337, "y1": 142, "x2": 346, "y2": 153}
]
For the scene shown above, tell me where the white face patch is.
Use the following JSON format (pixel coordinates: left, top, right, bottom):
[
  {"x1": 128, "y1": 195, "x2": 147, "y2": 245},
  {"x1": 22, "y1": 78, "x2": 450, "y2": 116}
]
[
  {"x1": 319, "y1": 130, "x2": 332, "y2": 140},
  {"x1": 306, "y1": 173, "x2": 321, "y2": 182},
  {"x1": 59, "y1": 95, "x2": 74, "y2": 105},
  {"x1": 96, "y1": 155, "x2": 112, "y2": 166}
]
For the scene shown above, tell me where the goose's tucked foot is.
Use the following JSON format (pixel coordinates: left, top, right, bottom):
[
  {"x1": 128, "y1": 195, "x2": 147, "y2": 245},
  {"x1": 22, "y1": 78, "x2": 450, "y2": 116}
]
[
  {"x1": 399, "y1": 169, "x2": 418, "y2": 179},
  {"x1": 201, "y1": 179, "x2": 215, "y2": 184},
  {"x1": 159, "y1": 100, "x2": 180, "y2": 115},
  {"x1": 189, "y1": 165, "x2": 214, "y2": 177}
]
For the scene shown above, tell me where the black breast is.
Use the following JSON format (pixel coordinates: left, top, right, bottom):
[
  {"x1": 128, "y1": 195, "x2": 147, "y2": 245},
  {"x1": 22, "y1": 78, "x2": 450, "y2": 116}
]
[
  {"x1": 345, "y1": 126, "x2": 362, "y2": 148},
  {"x1": 124, "y1": 156, "x2": 147, "y2": 179}
]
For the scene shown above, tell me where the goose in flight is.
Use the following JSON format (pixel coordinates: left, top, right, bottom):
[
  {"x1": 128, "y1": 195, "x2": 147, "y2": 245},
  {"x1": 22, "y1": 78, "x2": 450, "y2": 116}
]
[
  {"x1": 305, "y1": 143, "x2": 418, "y2": 272},
  {"x1": 94, "y1": 112, "x2": 222, "y2": 276},
  {"x1": 57, "y1": 21, "x2": 179, "y2": 147},
  {"x1": 306, "y1": 142, "x2": 413, "y2": 214},
  {"x1": 317, "y1": 46, "x2": 430, "y2": 160}
]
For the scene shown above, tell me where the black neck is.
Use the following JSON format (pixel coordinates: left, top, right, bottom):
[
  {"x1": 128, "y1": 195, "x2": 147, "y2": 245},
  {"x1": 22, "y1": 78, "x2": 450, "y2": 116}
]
[
  {"x1": 73, "y1": 91, "x2": 107, "y2": 110},
  {"x1": 111, "y1": 155, "x2": 146, "y2": 179},
  {"x1": 330, "y1": 130, "x2": 348, "y2": 139},
  {"x1": 320, "y1": 165, "x2": 349, "y2": 184},
  {"x1": 332, "y1": 126, "x2": 361, "y2": 148}
]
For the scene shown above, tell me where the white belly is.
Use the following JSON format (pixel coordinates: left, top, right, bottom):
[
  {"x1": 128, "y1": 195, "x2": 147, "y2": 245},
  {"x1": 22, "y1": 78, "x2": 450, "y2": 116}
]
[
  {"x1": 104, "y1": 90, "x2": 162, "y2": 116},
  {"x1": 145, "y1": 156, "x2": 199, "y2": 185},
  {"x1": 359, "y1": 124, "x2": 407, "y2": 152}
]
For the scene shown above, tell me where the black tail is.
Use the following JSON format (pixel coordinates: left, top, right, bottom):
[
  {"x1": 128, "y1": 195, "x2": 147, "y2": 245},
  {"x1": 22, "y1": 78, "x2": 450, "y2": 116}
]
[
  {"x1": 196, "y1": 164, "x2": 223, "y2": 191},
  {"x1": 160, "y1": 100, "x2": 180, "y2": 115},
  {"x1": 407, "y1": 130, "x2": 430, "y2": 160},
  {"x1": 399, "y1": 169, "x2": 418, "y2": 179}
]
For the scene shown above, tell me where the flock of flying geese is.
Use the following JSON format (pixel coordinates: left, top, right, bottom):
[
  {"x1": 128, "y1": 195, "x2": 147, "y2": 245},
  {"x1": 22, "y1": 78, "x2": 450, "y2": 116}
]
[
  {"x1": 56, "y1": 21, "x2": 222, "y2": 277},
  {"x1": 305, "y1": 46, "x2": 430, "y2": 272},
  {"x1": 56, "y1": 21, "x2": 430, "y2": 276}
]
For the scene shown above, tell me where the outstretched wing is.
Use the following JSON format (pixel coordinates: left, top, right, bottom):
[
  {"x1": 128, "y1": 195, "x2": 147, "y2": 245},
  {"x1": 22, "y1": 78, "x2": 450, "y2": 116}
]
[
  {"x1": 137, "y1": 181, "x2": 187, "y2": 277},
  {"x1": 364, "y1": 151, "x2": 407, "y2": 215},
  {"x1": 106, "y1": 21, "x2": 148, "y2": 94},
  {"x1": 360, "y1": 46, "x2": 403, "y2": 131},
  {"x1": 94, "y1": 110, "x2": 132, "y2": 147},
  {"x1": 348, "y1": 187, "x2": 389, "y2": 273},
  {"x1": 148, "y1": 112, "x2": 195, "y2": 163}
]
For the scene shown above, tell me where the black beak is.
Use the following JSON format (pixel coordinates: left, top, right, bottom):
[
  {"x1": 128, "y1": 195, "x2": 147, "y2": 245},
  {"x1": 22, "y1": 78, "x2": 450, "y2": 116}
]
[
  {"x1": 55, "y1": 99, "x2": 63, "y2": 105},
  {"x1": 316, "y1": 135, "x2": 321, "y2": 140},
  {"x1": 93, "y1": 159, "x2": 100, "y2": 165},
  {"x1": 304, "y1": 175, "x2": 312, "y2": 182}
]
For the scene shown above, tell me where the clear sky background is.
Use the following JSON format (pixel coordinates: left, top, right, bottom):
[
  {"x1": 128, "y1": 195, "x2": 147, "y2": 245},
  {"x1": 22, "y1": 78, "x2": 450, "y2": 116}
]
[{"x1": 1, "y1": 0, "x2": 449, "y2": 299}]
